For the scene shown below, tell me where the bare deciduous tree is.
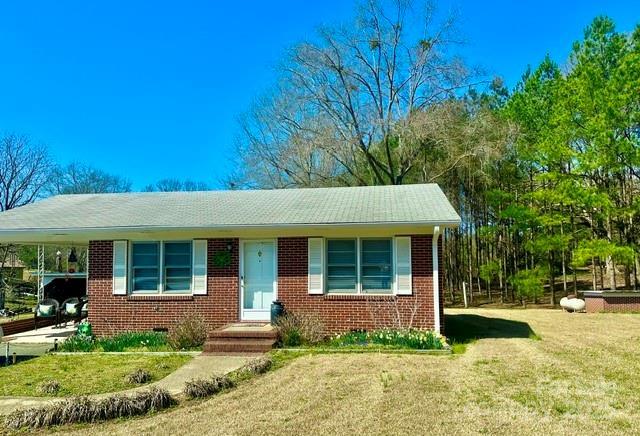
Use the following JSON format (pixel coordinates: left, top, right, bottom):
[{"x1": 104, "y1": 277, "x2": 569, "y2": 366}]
[
  {"x1": 0, "y1": 133, "x2": 52, "y2": 308},
  {"x1": 232, "y1": 0, "x2": 476, "y2": 188},
  {"x1": 49, "y1": 162, "x2": 132, "y2": 195},
  {"x1": 144, "y1": 178, "x2": 210, "y2": 192},
  {"x1": 0, "y1": 134, "x2": 52, "y2": 211}
]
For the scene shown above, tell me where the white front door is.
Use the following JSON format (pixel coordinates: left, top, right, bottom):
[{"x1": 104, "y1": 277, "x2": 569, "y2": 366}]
[{"x1": 240, "y1": 240, "x2": 276, "y2": 321}]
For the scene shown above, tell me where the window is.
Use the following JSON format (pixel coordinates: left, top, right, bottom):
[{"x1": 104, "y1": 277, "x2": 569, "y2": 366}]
[
  {"x1": 164, "y1": 242, "x2": 192, "y2": 292},
  {"x1": 361, "y1": 239, "x2": 392, "y2": 293},
  {"x1": 132, "y1": 242, "x2": 160, "y2": 292},
  {"x1": 326, "y1": 239, "x2": 357, "y2": 293},
  {"x1": 326, "y1": 238, "x2": 393, "y2": 294},
  {"x1": 131, "y1": 241, "x2": 192, "y2": 293}
]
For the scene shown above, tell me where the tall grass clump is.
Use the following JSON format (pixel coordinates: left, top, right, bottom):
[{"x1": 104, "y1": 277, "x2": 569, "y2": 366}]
[
  {"x1": 182, "y1": 355, "x2": 274, "y2": 399},
  {"x1": 235, "y1": 355, "x2": 273, "y2": 379},
  {"x1": 37, "y1": 380, "x2": 61, "y2": 395},
  {"x1": 183, "y1": 375, "x2": 235, "y2": 399},
  {"x1": 125, "y1": 369, "x2": 152, "y2": 385},
  {"x1": 4, "y1": 387, "x2": 175, "y2": 430}
]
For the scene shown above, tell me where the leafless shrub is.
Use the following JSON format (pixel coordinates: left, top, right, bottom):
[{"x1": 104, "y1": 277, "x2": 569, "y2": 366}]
[
  {"x1": 4, "y1": 387, "x2": 175, "y2": 430},
  {"x1": 167, "y1": 314, "x2": 207, "y2": 350},
  {"x1": 125, "y1": 369, "x2": 151, "y2": 385},
  {"x1": 275, "y1": 312, "x2": 325, "y2": 346},
  {"x1": 37, "y1": 380, "x2": 61, "y2": 395},
  {"x1": 366, "y1": 298, "x2": 422, "y2": 329},
  {"x1": 183, "y1": 375, "x2": 235, "y2": 399}
]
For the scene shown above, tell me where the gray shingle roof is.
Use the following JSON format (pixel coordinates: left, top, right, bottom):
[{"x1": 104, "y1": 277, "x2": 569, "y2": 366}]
[{"x1": 0, "y1": 184, "x2": 460, "y2": 233}]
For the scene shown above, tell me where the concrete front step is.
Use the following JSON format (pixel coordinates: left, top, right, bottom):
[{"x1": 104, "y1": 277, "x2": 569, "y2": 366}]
[
  {"x1": 204, "y1": 323, "x2": 278, "y2": 353},
  {"x1": 204, "y1": 339, "x2": 275, "y2": 353}
]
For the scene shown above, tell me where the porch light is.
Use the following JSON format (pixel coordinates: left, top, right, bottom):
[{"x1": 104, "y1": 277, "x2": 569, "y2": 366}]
[
  {"x1": 226, "y1": 241, "x2": 233, "y2": 252},
  {"x1": 67, "y1": 248, "x2": 78, "y2": 273}
]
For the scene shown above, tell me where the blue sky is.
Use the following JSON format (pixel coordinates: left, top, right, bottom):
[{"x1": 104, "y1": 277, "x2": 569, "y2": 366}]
[{"x1": 0, "y1": 1, "x2": 638, "y2": 190}]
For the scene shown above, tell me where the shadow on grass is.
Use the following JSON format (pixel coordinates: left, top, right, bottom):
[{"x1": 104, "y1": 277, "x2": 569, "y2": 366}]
[{"x1": 445, "y1": 314, "x2": 539, "y2": 354}]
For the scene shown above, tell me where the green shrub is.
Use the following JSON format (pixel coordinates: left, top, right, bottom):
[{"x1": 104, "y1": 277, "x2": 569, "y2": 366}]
[
  {"x1": 276, "y1": 312, "x2": 325, "y2": 347},
  {"x1": 167, "y1": 315, "x2": 207, "y2": 350},
  {"x1": 330, "y1": 328, "x2": 446, "y2": 350},
  {"x1": 183, "y1": 375, "x2": 235, "y2": 399},
  {"x1": 59, "y1": 331, "x2": 169, "y2": 352},
  {"x1": 4, "y1": 387, "x2": 175, "y2": 430},
  {"x1": 59, "y1": 334, "x2": 96, "y2": 352},
  {"x1": 509, "y1": 268, "x2": 545, "y2": 306},
  {"x1": 100, "y1": 331, "x2": 168, "y2": 352}
]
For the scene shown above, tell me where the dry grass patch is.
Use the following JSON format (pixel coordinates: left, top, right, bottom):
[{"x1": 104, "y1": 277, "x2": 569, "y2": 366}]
[{"x1": 59, "y1": 309, "x2": 640, "y2": 435}]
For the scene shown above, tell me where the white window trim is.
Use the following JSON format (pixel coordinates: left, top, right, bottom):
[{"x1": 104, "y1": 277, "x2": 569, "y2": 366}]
[
  {"x1": 325, "y1": 237, "x2": 394, "y2": 296},
  {"x1": 129, "y1": 240, "x2": 194, "y2": 295}
]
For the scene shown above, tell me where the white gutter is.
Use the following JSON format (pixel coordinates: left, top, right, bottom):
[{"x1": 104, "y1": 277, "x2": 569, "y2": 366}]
[
  {"x1": 0, "y1": 220, "x2": 461, "y2": 235},
  {"x1": 432, "y1": 226, "x2": 441, "y2": 334}
]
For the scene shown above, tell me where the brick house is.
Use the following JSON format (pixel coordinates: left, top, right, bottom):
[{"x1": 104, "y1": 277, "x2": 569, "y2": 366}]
[{"x1": 0, "y1": 184, "x2": 460, "y2": 336}]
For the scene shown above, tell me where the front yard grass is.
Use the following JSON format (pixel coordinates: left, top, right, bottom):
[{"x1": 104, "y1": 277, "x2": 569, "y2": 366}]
[
  {"x1": 61, "y1": 309, "x2": 640, "y2": 435},
  {"x1": 0, "y1": 354, "x2": 192, "y2": 397}
]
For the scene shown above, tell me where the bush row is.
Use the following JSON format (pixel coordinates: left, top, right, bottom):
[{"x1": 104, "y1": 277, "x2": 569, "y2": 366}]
[
  {"x1": 59, "y1": 315, "x2": 207, "y2": 352},
  {"x1": 4, "y1": 387, "x2": 175, "y2": 430},
  {"x1": 274, "y1": 311, "x2": 448, "y2": 350},
  {"x1": 182, "y1": 355, "x2": 273, "y2": 399}
]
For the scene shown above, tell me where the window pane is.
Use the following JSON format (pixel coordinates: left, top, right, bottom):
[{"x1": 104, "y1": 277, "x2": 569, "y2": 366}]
[
  {"x1": 164, "y1": 254, "x2": 190, "y2": 267},
  {"x1": 361, "y1": 239, "x2": 392, "y2": 293},
  {"x1": 326, "y1": 276, "x2": 357, "y2": 293},
  {"x1": 362, "y1": 276, "x2": 393, "y2": 292},
  {"x1": 132, "y1": 243, "x2": 159, "y2": 292},
  {"x1": 164, "y1": 242, "x2": 192, "y2": 291},
  {"x1": 327, "y1": 239, "x2": 356, "y2": 293},
  {"x1": 134, "y1": 267, "x2": 158, "y2": 278},
  {"x1": 166, "y1": 278, "x2": 192, "y2": 292},
  {"x1": 133, "y1": 277, "x2": 159, "y2": 291},
  {"x1": 166, "y1": 267, "x2": 191, "y2": 278}
]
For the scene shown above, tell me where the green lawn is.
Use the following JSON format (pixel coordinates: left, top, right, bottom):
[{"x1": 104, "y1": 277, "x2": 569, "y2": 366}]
[
  {"x1": 62, "y1": 309, "x2": 640, "y2": 436},
  {"x1": 0, "y1": 354, "x2": 191, "y2": 397}
]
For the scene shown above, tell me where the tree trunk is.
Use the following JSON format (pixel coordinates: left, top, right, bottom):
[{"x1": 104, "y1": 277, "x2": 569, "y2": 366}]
[
  {"x1": 606, "y1": 256, "x2": 616, "y2": 291},
  {"x1": 549, "y1": 252, "x2": 555, "y2": 306}
]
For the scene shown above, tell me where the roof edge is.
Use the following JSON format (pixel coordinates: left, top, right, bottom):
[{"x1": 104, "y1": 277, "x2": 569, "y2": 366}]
[{"x1": 0, "y1": 219, "x2": 461, "y2": 235}]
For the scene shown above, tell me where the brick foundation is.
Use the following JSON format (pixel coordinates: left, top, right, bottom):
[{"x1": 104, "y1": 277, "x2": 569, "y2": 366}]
[
  {"x1": 585, "y1": 292, "x2": 640, "y2": 313},
  {"x1": 88, "y1": 235, "x2": 444, "y2": 336}
]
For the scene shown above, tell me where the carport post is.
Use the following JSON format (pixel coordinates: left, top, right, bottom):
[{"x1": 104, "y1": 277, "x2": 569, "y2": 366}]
[{"x1": 37, "y1": 244, "x2": 45, "y2": 301}]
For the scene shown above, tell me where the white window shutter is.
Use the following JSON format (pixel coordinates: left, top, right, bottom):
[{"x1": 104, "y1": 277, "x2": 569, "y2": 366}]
[
  {"x1": 112, "y1": 240, "x2": 128, "y2": 295},
  {"x1": 308, "y1": 238, "x2": 324, "y2": 294},
  {"x1": 192, "y1": 240, "x2": 208, "y2": 295},
  {"x1": 394, "y1": 237, "x2": 412, "y2": 295}
]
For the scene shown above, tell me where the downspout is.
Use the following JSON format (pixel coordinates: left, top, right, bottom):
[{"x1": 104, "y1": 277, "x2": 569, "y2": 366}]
[{"x1": 432, "y1": 226, "x2": 441, "y2": 334}]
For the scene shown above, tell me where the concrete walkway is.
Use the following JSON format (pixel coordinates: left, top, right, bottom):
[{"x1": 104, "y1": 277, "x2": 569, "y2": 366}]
[
  {"x1": 2, "y1": 322, "x2": 76, "y2": 345},
  {"x1": 0, "y1": 353, "x2": 255, "y2": 416}
]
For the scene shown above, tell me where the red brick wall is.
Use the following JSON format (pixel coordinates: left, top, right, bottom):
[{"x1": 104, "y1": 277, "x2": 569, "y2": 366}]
[
  {"x1": 88, "y1": 235, "x2": 442, "y2": 335},
  {"x1": 585, "y1": 294, "x2": 640, "y2": 313},
  {"x1": 88, "y1": 239, "x2": 240, "y2": 336},
  {"x1": 277, "y1": 235, "x2": 442, "y2": 333}
]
